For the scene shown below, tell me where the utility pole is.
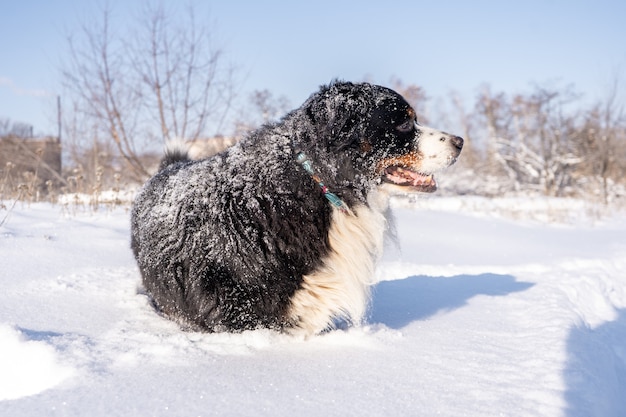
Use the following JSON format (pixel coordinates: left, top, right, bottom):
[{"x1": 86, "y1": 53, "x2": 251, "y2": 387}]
[{"x1": 57, "y1": 95, "x2": 62, "y2": 144}]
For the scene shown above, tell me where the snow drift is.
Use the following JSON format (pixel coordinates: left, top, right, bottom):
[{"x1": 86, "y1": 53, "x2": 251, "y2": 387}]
[{"x1": 1, "y1": 198, "x2": 625, "y2": 416}]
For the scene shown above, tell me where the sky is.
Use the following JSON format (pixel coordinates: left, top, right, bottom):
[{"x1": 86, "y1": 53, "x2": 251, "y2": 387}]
[{"x1": 1, "y1": 0, "x2": 625, "y2": 137}]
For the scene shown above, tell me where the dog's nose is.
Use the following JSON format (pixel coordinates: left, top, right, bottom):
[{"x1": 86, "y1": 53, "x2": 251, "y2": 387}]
[{"x1": 450, "y1": 136, "x2": 464, "y2": 151}]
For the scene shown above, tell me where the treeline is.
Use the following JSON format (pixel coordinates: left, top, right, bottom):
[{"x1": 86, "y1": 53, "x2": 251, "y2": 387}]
[
  {"x1": 3, "y1": 79, "x2": 624, "y2": 208},
  {"x1": 1, "y1": 3, "x2": 625, "y2": 208},
  {"x1": 399, "y1": 81, "x2": 626, "y2": 204}
]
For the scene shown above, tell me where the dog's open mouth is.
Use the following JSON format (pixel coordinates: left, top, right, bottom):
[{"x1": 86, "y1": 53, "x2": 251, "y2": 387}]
[{"x1": 382, "y1": 166, "x2": 437, "y2": 192}]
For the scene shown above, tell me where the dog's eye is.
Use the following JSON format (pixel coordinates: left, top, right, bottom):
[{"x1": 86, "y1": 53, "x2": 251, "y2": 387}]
[{"x1": 396, "y1": 120, "x2": 414, "y2": 133}]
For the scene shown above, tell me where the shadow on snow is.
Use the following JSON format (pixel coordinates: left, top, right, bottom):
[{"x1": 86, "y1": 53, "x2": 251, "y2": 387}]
[
  {"x1": 564, "y1": 308, "x2": 626, "y2": 417},
  {"x1": 15, "y1": 327, "x2": 65, "y2": 342},
  {"x1": 369, "y1": 273, "x2": 533, "y2": 329}
]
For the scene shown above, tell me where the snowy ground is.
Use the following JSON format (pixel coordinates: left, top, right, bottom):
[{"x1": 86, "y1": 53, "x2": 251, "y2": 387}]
[{"x1": 1, "y1": 197, "x2": 625, "y2": 416}]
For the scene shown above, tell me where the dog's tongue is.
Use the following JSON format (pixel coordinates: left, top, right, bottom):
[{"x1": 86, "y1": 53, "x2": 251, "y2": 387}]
[{"x1": 384, "y1": 166, "x2": 437, "y2": 192}]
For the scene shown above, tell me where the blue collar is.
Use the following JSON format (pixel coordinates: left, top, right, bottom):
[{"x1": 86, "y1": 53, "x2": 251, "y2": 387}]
[{"x1": 296, "y1": 152, "x2": 351, "y2": 214}]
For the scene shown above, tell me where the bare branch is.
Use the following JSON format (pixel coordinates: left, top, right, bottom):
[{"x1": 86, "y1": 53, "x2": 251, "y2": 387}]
[{"x1": 62, "y1": 2, "x2": 235, "y2": 181}]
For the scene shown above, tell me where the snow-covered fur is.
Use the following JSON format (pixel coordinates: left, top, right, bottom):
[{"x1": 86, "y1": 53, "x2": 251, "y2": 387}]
[{"x1": 131, "y1": 81, "x2": 463, "y2": 335}]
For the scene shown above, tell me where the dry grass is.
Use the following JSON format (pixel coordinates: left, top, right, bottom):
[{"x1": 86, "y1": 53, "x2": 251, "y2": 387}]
[{"x1": 1, "y1": 148, "x2": 135, "y2": 225}]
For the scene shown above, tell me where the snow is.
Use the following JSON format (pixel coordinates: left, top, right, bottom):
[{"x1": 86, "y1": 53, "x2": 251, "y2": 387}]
[{"x1": 1, "y1": 198, "x2": 626, "y2": 416}]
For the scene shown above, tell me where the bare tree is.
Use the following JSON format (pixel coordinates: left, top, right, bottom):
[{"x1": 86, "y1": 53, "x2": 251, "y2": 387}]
[
  {"x1": 232, "y1": 89, "x2": 291, "y2": 137},
  {"x1": 130, "y1": 3, "x2": 235, "y2": 142},
  {"x1": 437, "y1": 91, "x2": 483, "y2": 194},
  {"x1": 474, "y1": 86, "x2": 519, "y2": 191},
  {"x1": 62, "y1": 3, "x2": 235, "y2": 181},
  {"x1": 474, "y1": 84, "x2": 584, "y2": 196},
  {"x1": 579, "y1": 78, "x2": 626, "y2": 203},
  {"x1": 0, "y1": 118, "x2": 34, "y2": 138},
  {"x1": 0, "y1": 118, "x2": 8, "y2": 136},
  {"x1": 506, "y1": 86, "x2": 583, "y2": 196}
]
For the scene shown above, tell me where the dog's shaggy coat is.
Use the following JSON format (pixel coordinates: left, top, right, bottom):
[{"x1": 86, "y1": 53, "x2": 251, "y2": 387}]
[{"x1": 131, "y1": 81, "x2": 463, "y2": 335}]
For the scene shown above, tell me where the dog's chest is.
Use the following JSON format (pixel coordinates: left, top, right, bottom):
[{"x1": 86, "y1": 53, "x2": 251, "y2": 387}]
[{"x1": 287, "y1": 191, "x2": 389, "y2": 335}]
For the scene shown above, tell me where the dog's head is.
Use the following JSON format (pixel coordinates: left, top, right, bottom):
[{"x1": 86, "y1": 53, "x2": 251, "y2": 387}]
[
  {"x1": 299, "y1": 82, "x2": 463, "y2": 195},
  {"x1": 366, "y1": 86, "x2": 464, "y2": 193}
]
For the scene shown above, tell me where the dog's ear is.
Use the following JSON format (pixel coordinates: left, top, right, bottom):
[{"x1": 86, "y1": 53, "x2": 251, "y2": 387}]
[
  {"x1": 326, "y1": 83, "x2": 372, "y2": 151},
  {"x1": 327, "y1": 112, "x2": 364, "y2": 151},
  {"x1": 304, "y1": 82, "x2": 372, "y2": 152}
]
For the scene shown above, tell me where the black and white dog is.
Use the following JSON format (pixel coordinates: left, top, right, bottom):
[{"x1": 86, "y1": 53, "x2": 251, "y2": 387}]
[{"x1": 131, "y1": 81, "x2": 463, "y2": 335}]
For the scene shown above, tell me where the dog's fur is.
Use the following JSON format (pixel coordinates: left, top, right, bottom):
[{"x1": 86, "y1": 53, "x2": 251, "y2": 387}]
[{"x1": 131, "y1": 81, "x2": 463, "y2": 335}]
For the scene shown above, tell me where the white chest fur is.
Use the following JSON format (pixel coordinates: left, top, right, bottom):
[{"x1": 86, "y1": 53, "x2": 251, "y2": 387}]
[{"x1": 287, "y1": 190, "x2": 389, "y2": 335}]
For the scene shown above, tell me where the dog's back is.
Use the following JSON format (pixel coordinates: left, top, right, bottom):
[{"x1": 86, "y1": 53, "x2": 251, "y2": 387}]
[{"x1": 131, "y1": 130, "x2": 333, "y2": 333}]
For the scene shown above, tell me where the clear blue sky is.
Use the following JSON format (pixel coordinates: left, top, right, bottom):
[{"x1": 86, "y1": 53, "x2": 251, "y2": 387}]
[{"x1": 1, "y1": 0, "x2": 625, "y2": 136}]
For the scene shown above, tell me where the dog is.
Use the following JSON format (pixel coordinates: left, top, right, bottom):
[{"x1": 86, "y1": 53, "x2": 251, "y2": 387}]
[{"x1": 131, "y1": 81, "x2": 463, "y2": 335}]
